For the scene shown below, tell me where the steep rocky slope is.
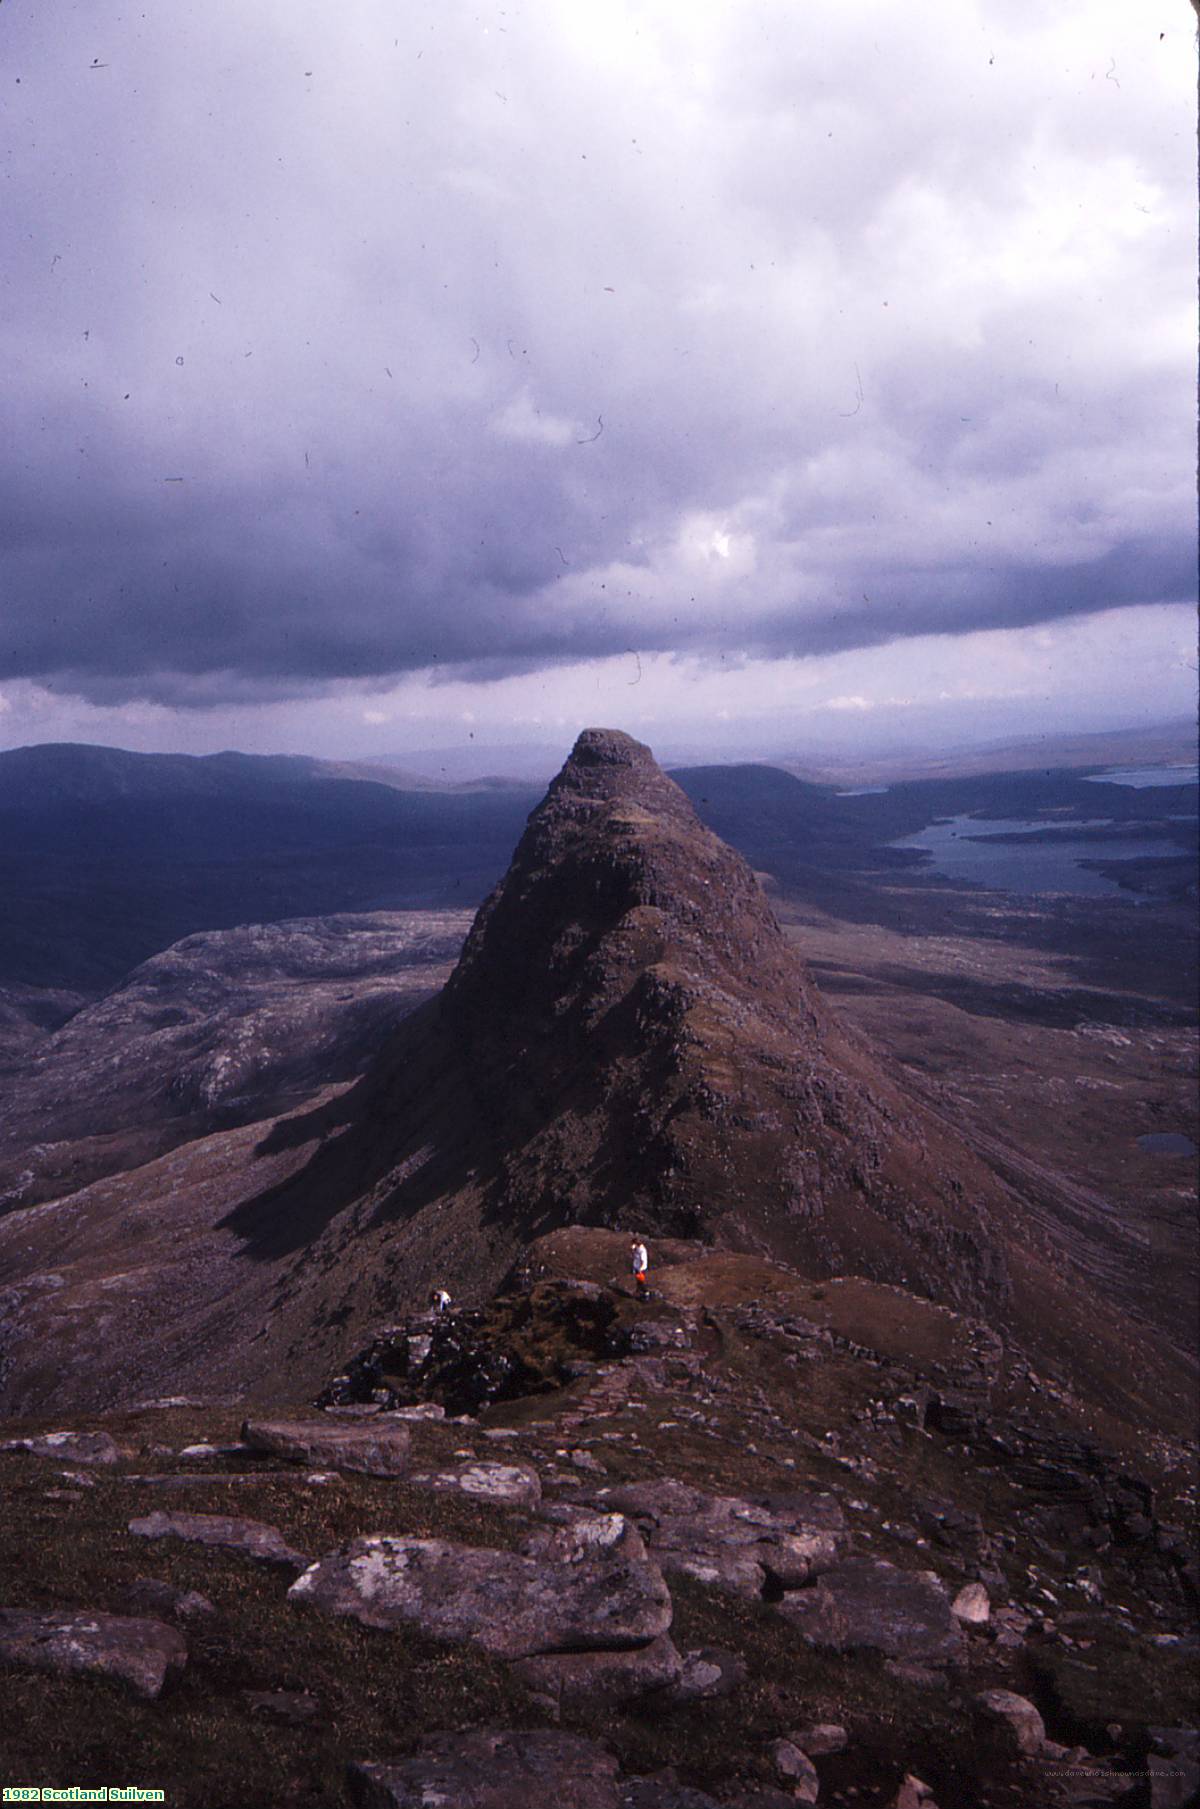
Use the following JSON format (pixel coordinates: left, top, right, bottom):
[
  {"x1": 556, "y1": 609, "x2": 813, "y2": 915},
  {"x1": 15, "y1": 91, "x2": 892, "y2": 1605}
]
[{"x1": 0, "y1": 732, "x2": 1187, "y2": 1433}]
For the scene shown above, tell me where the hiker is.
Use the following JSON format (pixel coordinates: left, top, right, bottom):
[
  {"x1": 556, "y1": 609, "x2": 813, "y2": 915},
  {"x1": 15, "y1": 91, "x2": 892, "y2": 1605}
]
[
  {"x1": 630, "y1": 1238, "x2": 649, "y2": 1300},
  {"x1": 430, "y1": 1286, "x2": 452, "y2": 1315}
]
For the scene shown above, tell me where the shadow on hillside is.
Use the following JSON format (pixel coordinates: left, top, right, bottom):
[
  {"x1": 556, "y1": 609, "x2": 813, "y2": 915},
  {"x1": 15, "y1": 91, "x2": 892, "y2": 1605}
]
[
  {"x1": 811, "y1": 960, "x2": 1194, "y2": 1031},
  {"x1": 216, "y1": 997, "x2": 483, "y2": 1259}
]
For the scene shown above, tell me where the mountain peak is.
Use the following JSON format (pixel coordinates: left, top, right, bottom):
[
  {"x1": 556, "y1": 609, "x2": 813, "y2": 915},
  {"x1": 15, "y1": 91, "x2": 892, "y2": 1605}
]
[
  {"x1": 537, "y1": 727, "x2": 693, "y2": 827},
  {"x1": 566, "y1": 726, "x2": 654, "y2": 768}
]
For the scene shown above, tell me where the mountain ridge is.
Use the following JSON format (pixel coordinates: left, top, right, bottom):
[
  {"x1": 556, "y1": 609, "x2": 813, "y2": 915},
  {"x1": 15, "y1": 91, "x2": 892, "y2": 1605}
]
[{"x1": 0, "y1": 729, "x2": 1188, "y2": 1439}]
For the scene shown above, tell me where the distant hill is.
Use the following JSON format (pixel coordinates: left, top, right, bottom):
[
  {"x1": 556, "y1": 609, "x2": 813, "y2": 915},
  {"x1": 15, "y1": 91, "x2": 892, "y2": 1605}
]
[
  {"x1": 787, "y1": 717, "x2": 1197, "y2": 786},
  {"x1": 0, "y1": 743, "x2": 540, "y2": 992}
]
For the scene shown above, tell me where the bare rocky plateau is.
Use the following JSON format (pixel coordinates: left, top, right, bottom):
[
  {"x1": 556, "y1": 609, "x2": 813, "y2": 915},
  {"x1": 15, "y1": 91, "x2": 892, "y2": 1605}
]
[{"x1": 0, "y1": 910, "x2": 472, "y2": 1212}]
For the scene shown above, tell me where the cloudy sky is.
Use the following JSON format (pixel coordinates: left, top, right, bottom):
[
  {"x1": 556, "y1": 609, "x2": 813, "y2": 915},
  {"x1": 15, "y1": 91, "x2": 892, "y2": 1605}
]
[{"x1": 2, "y1": 0, "x2": 1194, "y2": 765}]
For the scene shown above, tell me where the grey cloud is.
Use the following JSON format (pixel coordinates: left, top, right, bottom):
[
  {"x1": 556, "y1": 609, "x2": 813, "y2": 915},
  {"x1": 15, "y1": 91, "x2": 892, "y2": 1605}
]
[{"x1": 0, "y1": 2, "x2": 1192, "y2": 709}]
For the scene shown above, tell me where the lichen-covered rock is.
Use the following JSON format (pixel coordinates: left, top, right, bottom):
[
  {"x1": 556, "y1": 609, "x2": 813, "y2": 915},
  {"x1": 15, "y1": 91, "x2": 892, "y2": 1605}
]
[
  {"x1": 348, "y1": 1729, "x2": 622, "y2": 1808},
  {"x1": 407, "y1": 1459, "x2": 541, "y2": 1509},
  {"x1": 664, "y1": 1645, "x2": 747, "y2": 1705},
  {"x1": 0, "y1": 1607, "x2": 186, "y2": 1699},
  {"x1": 289, "y1": 1532, "x2": 671, "y2": 1659},
  {"x1": 525, "y1": 1507, "x2": 649, "y2": 1565},
  {"x1": 241, "y1": 1416, "x2": 411, "y2": 1477},
  {"x1": 0, "y1": 1430, "x2": 121, "y2": 1467},
  {"x1": 779, "y1": 1557, "x2": 964, "y2": 1661},
  {"x1": 597, "y1": 1478, "x2": 847, "y2": 1599},
  {"x1": 128, "y1": 1509, "x2": 308, "y2": 1572}
]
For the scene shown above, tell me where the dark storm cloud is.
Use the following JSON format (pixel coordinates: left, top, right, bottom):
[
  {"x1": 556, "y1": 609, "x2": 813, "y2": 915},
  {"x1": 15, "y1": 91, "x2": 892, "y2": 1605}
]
[{"x1": 0, "y1": 1, "x2": 1191, "y2": 708}]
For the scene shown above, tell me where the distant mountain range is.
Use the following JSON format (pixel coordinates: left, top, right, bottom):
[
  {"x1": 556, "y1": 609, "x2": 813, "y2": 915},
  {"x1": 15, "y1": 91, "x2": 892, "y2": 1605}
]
[
  {"x1": 0, "y1": 743, "x2": 541, "y2": 995},
  {"x1": 1, "y1": 737, "x2": 1195, "y2": 1005}
]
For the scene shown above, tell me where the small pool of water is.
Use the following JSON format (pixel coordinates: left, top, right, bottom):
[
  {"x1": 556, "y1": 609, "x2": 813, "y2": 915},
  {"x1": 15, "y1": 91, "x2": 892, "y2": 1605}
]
[
  {"x1": 1136, "y1": 1133, "x2": 1197, "y2": 1157},
  {"x1": 1084, "y1": 764, "x2": 1199, "y2": 789}
]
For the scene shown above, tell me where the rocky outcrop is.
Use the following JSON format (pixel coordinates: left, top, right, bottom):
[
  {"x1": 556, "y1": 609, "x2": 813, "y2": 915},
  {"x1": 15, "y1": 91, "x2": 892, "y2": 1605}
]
[
  {"x1": 128, "y1": 1510, "x2": 308, "y2": 1573},
  {"x1": 597, "y1": 1477, "x2": 848, "y2": 1599},
  {"x1": 514, "y1": 1632, "x2": 684, "y2": 1711},
  {"x1": 406, "y1": 1458, "x2": 542, "y2": 1509},
  {"x1": 320, "y1": 1282, "x2": 627, "y2": 1417},
  {"x1": 289, "y1": 1519, "x2": 671, "y2": 1663},
  {"x1": 241, "y1": 1416, "x2": 411, "y2": 1477},
  {"x1": 778, "y1": 1557, "x2": 964, "y2": 1661},
  {"x1": 0, "y1": 1430, "x2": 121, "y2": 1466},
  {"x1": 0, "y1": 1607, "x2": 186, "y2": 1699}
]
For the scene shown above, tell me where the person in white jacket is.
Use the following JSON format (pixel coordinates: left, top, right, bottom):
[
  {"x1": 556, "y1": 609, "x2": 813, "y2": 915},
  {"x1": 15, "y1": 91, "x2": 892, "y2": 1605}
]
[{"x1": 630, "y1": 1239, "x2": 649, "y2": 1299}]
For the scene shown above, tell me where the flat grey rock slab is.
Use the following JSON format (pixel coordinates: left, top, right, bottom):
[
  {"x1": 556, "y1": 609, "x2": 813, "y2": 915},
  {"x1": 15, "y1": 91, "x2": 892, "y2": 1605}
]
[
  {"x1": 0, "y1": 1430, "x2": 121, "y2": 1467},
  {"x1": 779, "y1": 1557, "x2": 964, "y2": 1661},
  {"x1": 348, "y1": 1729, "x2": 622, "y2": 1809},
  {"x1": 241, "y1": 1417, "x2": 411, "y2": 1477},
  {"x1": 597, "y1": 1478, "x2": 847, "y2": 1597},
  {"x1": 128, "y1": 1509, "x2": 308, "y2": 1572},
  {"x1": 513, "y1": 1632, "x2": 683, "y2": 1709},
  {"x1": 290, "y1": 1531, "x2": 671, "y2": 1660},
  {"x1": 407, "y1": 1459, "x2": 542, "y2": 1509},
  {"x1": 0, "y1": 1607, "x2": 186, "y2": 1699}
]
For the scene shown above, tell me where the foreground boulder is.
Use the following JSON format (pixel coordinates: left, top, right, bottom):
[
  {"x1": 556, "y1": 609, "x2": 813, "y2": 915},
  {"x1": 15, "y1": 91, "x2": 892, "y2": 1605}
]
[
  {"x1": 778, "y1": 1557, "x2": 964, "y2": 1661},
  {"x1": 129, "y1": 1510, "x2": 308, "y2": 1572},
  {"x1": 241, "y1": 1417, "x2": 411, "y2": 1477},
  {"x1": 598, "y1": 1478, "x2": 848, "y2": 1598},
  {"x1": 514, "y1": 1632, "x2": 684, "y2": 1711},
  {"x1": 665, "y1": 1645, "x2": 748, "y2": 1705},
  {"x1": 114, "y1": 1577, "x2": 216, "y2": 1623},
  {"x1": 349, "y1": 1729, "x2": 621, "y2": 1809},
  {"x1": 0, "y1": 1607, "x2": 186, "y2": 1699},
  {"x1": 0, "y1": 1430, "x2": 121, "y2": 1467},
  {"x1": 406, "y1": 1458, "x2": 542, "y2": 1509},
  {"x1": 289, "y1": 1524, "x2": 671, "y2": 1661},
  {"x1": 975, "y1": 1689, "x2": 1047, "y2": 1755}
]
